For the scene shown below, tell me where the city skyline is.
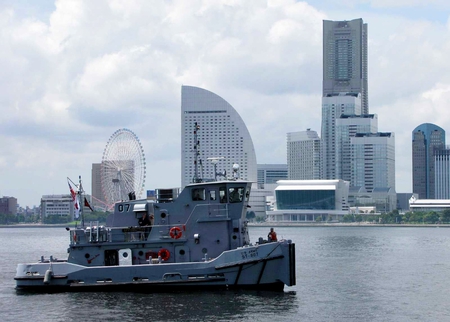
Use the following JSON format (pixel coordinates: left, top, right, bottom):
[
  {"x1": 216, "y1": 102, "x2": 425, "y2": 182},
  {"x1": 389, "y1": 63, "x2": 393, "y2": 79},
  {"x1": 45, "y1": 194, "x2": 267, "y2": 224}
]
[{"x1": 2, "y1": 1, "x2": 450, "y2": 207}]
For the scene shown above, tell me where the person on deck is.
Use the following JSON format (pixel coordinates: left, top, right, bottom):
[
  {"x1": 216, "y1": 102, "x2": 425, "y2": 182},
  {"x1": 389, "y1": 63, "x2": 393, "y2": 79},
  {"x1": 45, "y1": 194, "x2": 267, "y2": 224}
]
[
  {"x1": 139, "y1": 213, "x2": 152, "y2": 226},
  {"x1": 268, "y1": 227, "x2": 277, "y2": 242},
  {"x1": 138, "y1": 213, "x2": 153, "y2": 240}
]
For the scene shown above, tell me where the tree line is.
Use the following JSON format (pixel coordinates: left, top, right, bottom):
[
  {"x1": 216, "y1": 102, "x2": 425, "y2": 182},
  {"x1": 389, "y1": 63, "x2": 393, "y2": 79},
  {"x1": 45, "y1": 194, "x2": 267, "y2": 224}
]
[
  {"x1": 0, "y1": 211, "x2": 110, "y2": 225},
  {"x1": 341, "y1": 209, "x2": 450, "y2": 224},
  {"x1": 4, "y1": 209, "x2": 450, "y2": 225}
]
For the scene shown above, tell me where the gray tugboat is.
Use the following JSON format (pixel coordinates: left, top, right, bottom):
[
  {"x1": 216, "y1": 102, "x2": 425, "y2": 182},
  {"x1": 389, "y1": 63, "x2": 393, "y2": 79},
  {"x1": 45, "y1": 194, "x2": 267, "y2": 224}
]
[{"x1": 15, "y1": 124, "x2": 296, "y2": 292}]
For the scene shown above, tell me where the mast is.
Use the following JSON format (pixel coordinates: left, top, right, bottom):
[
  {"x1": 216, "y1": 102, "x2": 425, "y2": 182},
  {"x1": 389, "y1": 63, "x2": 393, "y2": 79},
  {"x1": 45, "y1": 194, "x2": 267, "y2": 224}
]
[
  {"x1": 78, "y1": 175, "x2": 85, "y2": 228},
  {"x1": 193, "y1": 122, "x2": 203, "y2": 183},
  {"x1": 68, "y1": 176, "x2": 84, "y2": 227}
]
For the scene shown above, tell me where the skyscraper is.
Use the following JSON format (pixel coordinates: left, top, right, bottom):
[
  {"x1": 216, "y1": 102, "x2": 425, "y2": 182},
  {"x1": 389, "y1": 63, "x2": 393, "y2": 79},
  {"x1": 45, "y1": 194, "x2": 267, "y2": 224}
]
[
  {"x1": 287, "y1": 130, "x2": 322, "y2": 180},
  {"x1": 351, "y1": 132, "x2": 395, "y2": 192},
  {"x1": 91, "y1": 163, "x2": 103, "y2": 209},
  {"x1": 412, "y1": 123, "x2": 445, "y2": 199},
  {"x1": 321, "y1": 93, "x2": 361, "y2": 179},
  {"x1": 181, "y1": 85, "x2": 257, "y2": 188},
  {"x1": 323, "y1": 18, "x2": 368, "y2": 114},
  {"x1": 336, "y1": 114, "x2": 378, "y2": 183},
  {"x1": 434, "y1": 148, "x2": 450, "y2": 199}
]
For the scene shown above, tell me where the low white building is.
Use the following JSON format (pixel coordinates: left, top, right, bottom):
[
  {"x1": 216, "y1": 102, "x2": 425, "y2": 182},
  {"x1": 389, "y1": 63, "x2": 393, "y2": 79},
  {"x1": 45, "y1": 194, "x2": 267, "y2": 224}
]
[
  {"x1": 409, "y1": 196, "x2": 450, "y2": 212},
  {"x1": 248, "y1": 184, "x2": 277, "y2": 218},
  {"x1": 266, "y1": 180, "x2": 350, "y2": 222}
]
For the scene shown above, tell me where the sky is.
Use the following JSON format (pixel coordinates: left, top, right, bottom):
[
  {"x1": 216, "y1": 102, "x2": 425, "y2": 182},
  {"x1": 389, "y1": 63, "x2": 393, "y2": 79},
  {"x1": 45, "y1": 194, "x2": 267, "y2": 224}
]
[{"x1": 2, "y1": 0, "x2": 450, "y2": 207}]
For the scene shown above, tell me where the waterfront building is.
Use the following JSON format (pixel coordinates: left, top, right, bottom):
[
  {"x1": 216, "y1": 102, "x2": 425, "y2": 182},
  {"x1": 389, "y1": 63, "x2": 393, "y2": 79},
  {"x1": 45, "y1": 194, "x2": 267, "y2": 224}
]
[
  {"x1": 321, "y1": 93, "x2": 361, "y2": 180},
  {"x1": 370, "y1": 187, "x2": 397, "y2": 214},
  {"x1": 257, "y1": 164, "x2": 288, "y2": 188},
  {"x1": 397, "y1": 193, "x2": 418, "y2": 213},
  {"x1": 409, "y1": 196, "x2": 450, "y2": 212},
  {"x1": 253, "y1": 164, "x2": 289, "y2": 218},
  {"x1": 351, "y1": 132, "x2": 395, "y2": 192},
  {"x1": 41, "y1": 195, "x2": 74, "y2": 219},
  {"x1": 348, "y1": 185, "x2": 397, "y2": 213},
  {"x1": 347, "y1": 186, "x2": 370, "y2": 208},
  {"x1": 248, "y1": 188, "x2": 275, "y2": 218},
  {"x1": 412, "y1": 123, "x2": 445, "y2": 199},
  {"x1": 434, "y1": 147, "x2": 450, "y2": 199},
  {"x1": 0, "y1": 196, "x2": 17, "y2": 215},
  {"x1": 336, "y1": 114, "x2": 378, "y2": 183},
  {"x1": 287, "y1": 130, "x2": 322, "y2": 180},
  {"x1": 181, "y1": 85, "x2": 257, "y2": 188},
  {"x1": 323, "y1": 18, "x2": 368, "y2": 114},
  {"x1": 266, "y1": 179, "x2": 349, "y2": 222}
]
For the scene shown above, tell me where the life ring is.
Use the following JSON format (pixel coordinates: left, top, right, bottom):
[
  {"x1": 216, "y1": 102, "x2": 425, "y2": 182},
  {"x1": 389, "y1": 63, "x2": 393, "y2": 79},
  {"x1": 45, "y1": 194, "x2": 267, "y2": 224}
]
[
  {"x1": 169, "y1": 226, "x2": 182, "y2": 239},
  {"x1": 158, "y1": 248, "x2": 170, "y2": 261}
]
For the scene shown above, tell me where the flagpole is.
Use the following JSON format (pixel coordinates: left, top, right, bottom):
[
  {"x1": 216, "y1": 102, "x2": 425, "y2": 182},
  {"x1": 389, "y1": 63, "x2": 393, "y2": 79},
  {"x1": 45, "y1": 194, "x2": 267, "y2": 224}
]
[
  {"x1": 78, "y1": 175, "x2": 85, "y2": 228},
  {"x1": 68, "y1": 177, "x2": 81, "y2": 227},
  {"x1": 67, "y1": 177, "x2": 78, "y2": 187},
  {"x1": 68, "y1": 176, "x2": 94, "y2": 227}
]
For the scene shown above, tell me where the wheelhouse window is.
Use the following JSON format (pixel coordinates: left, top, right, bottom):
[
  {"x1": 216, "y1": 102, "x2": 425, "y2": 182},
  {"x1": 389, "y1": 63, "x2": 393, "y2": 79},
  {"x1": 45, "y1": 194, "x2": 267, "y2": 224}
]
[
  {"x1": 192, "y1": 188, "x2": 206, "y2": 201},
  {"x1": 209, "y1": 190, "x2": 216, "y2": 201},
  {"x1": 219, "y1": 186, "x2": 227, "y2": 203},
  {"x1": 245, "y1": 188, "x2": 250, "y2": 201},
  {"x1": 229, "y1": 187, "x2": 244, "y2": 203}
]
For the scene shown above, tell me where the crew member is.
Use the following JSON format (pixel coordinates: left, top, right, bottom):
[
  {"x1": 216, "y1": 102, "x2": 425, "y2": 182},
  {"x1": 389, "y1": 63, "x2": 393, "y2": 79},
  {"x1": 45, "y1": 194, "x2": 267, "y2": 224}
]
[
  {"x1": 139, "y1": 213, "x2": 152, "y2": 226},
  {"x1": 268, "y1": 227, "x2": 277, "y2": 242},
  {"x1": 138, "y1": 213, "x2": 154, "y2": 240}
]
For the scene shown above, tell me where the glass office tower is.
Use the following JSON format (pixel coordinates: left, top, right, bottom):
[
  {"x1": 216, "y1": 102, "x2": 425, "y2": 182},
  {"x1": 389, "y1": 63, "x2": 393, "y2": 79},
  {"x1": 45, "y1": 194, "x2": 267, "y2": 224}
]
[{"x1": 412, "y1": 123, "x2": 445, "y2": 199}]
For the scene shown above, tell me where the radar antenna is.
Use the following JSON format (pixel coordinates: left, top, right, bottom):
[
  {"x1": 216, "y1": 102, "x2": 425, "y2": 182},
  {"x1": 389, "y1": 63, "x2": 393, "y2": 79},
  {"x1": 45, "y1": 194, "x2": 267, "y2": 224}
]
[{"x1": 207, "y1": 157, "x2": 226, "y2": 181}]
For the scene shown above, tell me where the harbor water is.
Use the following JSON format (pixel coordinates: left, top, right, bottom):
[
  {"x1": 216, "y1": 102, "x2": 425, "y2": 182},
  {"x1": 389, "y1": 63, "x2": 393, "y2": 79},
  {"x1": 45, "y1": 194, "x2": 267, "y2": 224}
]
[{"x1": 1, "y1": 226, "x2": 450, "y2": 321}]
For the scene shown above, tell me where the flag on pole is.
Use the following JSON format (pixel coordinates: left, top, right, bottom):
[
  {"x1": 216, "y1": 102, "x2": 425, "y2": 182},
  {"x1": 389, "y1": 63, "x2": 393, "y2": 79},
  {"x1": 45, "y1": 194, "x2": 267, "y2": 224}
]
[
  {"x1": 68, "y1": 181, "x2": 80, "y2": 219},
  {"x1": 84, "y1": 197, "x2": 94, "y2": 212}
]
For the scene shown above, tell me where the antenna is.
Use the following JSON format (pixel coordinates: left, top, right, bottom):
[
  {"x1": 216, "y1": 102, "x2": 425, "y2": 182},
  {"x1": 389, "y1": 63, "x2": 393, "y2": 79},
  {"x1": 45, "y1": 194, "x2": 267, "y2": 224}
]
[
  {"x1": 232, "y1": 163, "x2": 240, "y2": 180},
  {"x1": 78, "y1": 175, "x2": 85, "y2": 228},
  {"x1": 207, "y1": 157, "x2": 226, "y2": 181},
  {"x1": 193, "y1": 122, "x2": 203, "y2": 183}
]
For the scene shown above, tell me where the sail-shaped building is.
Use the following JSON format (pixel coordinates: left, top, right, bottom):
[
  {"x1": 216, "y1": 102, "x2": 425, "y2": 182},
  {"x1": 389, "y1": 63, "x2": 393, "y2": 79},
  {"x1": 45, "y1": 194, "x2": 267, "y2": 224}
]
[{"x1": 181, "y1": 86, "x2": 257, "y2": 188}]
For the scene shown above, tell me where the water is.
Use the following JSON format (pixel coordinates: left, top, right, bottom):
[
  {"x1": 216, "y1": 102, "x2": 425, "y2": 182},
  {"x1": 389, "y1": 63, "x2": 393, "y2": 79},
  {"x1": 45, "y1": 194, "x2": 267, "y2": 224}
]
[{"x1": 1, "y1": 226, "x2": 450, "y2": 321}]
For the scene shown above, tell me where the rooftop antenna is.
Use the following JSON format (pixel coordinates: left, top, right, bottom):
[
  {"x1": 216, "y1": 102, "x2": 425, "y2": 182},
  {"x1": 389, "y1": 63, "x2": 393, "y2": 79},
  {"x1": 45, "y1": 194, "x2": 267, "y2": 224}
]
[{"x1": 207, "y1": 157, "x2": 226, "y2": 180}]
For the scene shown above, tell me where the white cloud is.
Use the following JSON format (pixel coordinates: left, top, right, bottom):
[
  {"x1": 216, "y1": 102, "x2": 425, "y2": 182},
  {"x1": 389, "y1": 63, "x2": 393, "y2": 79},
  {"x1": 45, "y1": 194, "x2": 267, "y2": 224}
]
[
  {"x1": 370, "y1": 0, "x2": 450, "y2": 9},
  {"x1": 1, "y1": 0, "x2": 450, "y2": 206}
]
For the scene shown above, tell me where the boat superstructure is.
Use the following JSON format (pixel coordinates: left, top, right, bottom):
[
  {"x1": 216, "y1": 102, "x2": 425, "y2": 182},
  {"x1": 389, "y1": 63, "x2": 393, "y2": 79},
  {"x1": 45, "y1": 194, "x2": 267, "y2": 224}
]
[{"x1": 15, "y1": 123, "x2": 296, "y2": 292}]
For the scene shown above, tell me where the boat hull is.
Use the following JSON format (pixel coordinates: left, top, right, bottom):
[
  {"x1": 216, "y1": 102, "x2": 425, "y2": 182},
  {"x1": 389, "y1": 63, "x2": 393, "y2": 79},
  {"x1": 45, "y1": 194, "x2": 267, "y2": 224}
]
[{"x1": 15, "y1": 240, "x2": 296, "y2": 293}]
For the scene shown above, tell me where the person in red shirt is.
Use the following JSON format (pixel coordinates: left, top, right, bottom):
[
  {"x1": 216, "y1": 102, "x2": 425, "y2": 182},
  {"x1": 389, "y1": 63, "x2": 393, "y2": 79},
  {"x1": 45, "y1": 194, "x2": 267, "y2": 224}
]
[{"x1": 268, "y1": 227, "x2": 277, "y2": 242}]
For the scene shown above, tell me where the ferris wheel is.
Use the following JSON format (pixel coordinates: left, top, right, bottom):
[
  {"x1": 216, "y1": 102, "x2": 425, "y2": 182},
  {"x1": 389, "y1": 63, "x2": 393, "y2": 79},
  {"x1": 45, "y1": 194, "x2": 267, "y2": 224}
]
[{"x1": 101, "y1": 128, "x2": 146, "y2": 208}]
